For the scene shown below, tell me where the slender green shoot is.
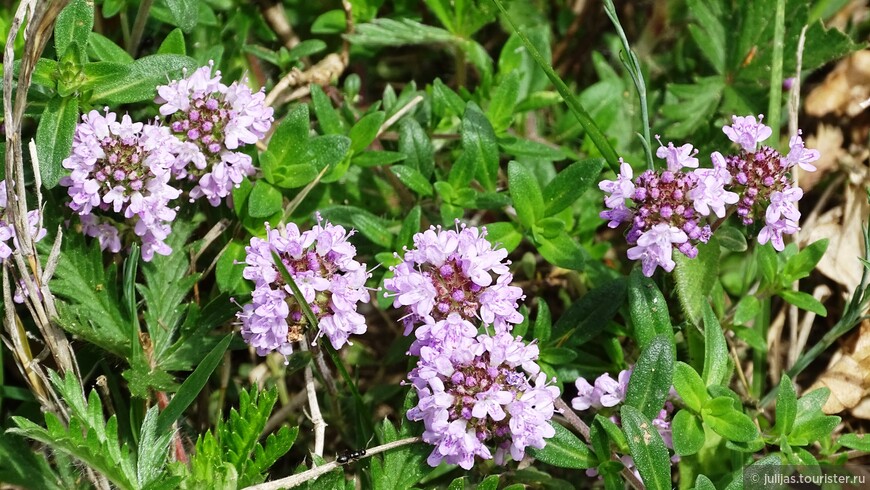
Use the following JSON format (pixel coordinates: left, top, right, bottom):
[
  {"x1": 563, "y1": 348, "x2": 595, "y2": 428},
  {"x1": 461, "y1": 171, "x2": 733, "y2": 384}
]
[
  {"x1": 490, "y1": 0, "x2": 620, "y2": 172},
  {"x1": 767, "y1": 0, "x2": 786, "y2": 144},
  {"x1": 603, "y1": 0, "x2": 654, "y2": 170}
]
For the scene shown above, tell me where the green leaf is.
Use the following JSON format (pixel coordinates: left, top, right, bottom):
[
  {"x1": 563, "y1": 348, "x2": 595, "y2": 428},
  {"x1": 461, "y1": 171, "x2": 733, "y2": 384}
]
[
  {"x1": 507, "y1": 160, "x2": 544, "y2": 228},
  {"x1": 311, "y1": 9, "x2": 347, "y2": 34},
  {"x1": 671, "y1": 409, "x2": 705, "y2": 456},
  {"x1": 535, "y1": 231, "x2": 585, "y2": 271},
  {"x1": 490, "y1": 1, "x2": 619, "y2": 171},
  {"x1": 673, "y1": 362, "x2": 710, "y2": 412},
  {"x1": 91, "y1": 54, "x2": 198, "y2": 104},
  {"x1": 247, "y1": 181, "x2": 284, "y2": 218},
  {"x1": 261, "y1": 159, "x2": 318, "y2": 189},
  {"x1": 88, "y1": 32, "x2": 133, "y2": 63},
  {"x1": 10, "y1": 373, "x2": 139, "y2": 490},
  {"x1": 716, "y1": 225, "x2": 748, "y2": 252},
  {"x1": 757, "y1": 243, "x2": 778, "y2": 286},
  {"x1": 156, "y1": 334, "x2": 232, "y2": 433},
  {"x1": 552, "y1": 277, "x2": 627, "y2": 346},
  {"x1": 136, "y1": 406, "x2": 173, "y2": 488},
  {"x1": 485, "y1": 221, "x2": 523, "y2": 252},
  {"x1": 348, "y1": 111, "x2": 385, "y2": 153},
  {"x1": 157, "y1": 28, "x2": 186, "y2": 55},
  {"x1": 628, "y1": 268, "x2": 672, "y2": 349},
  {"x1": 351, "y1": 213, "x2": 395, "y2": 248},
  {"x1": 47, "y1": 233, "x2": 129, "y2": 356},
  {"x1": 0, "y1": 434, "x2": 64, "y2": 490},
  {"x1": 302, "y1": 135, "x2": 352, "y2": 183},
  {"x1": 55, "y1": 0, "x2": 94, "y2": 62},
  {"x1": 372, "y1": 418, "x2": 430, "y2": 490},
  {"x1": 396, "y1": 205, "x2": 422, "y2": 250},
  {"x1": 661, "y1": 77, "x2": 725, "y2": 139},
  {"x1": 165, "y1": 0, "x2": 198, "y2": 32},
  {"x1": 686, "y1": 0, "x2": 726, "y2": 73},
  {"x1": 486, "y1": 72, "x2": 520, "y2": 133},
  {"x1": 734, "y1": 295, "x2": 761, "y2": 325},
  {"x1": 498, "y1": 136, "x2": 565, "y2": 161},
  {"x1": 701, "y1": 304, "x2": 729, "y2": 387},
  {"x1": 789, "y1": 389, "x2": 840, "y2": 446},
  {"x1": 702, "y1": 397, "x2": 759, "y2": 443},
  {"x1": 216, "y1": 241, "x2": 249, "y2": 294},
  {"x1": 529, "y1": 422, "x2": 595, "y2": 469},
  {"x1": 36, "y1": 96, "x2": 78, "y2": 189},
  {"x1": 353, "y1": 150, "x2": 407, "y2": 167},
  {"x1": 81, "y1": 62, "x2": 131, "y2": 89},
  {"x1": 674, "y1": 237, "x2": 720, "y2": 325},
  {"x1": 695, "y1": 475, "x2": 716, "y2": 490},
  {"x1": 542, "y1": 158, "x2": 604, "y2": 217},
  {"x1": 625, "y1": 335, "x2": 675, "y2": 419},
  {"x1": 398, "y1": 118, "x2": 434, "y2": 177},
  {"x1": 778, "y1": 289, "x2": 827, "y2": 316},
  {"x1": 533, "y1": 300, "x2": 552, "y2": 344},
  {"x1": 460, "y1": 102, "x2": 499, "y2": 191},
  {"x1": 774, "y1": 374, "x2": 797, "y2": 436},
  {"x1": 621, "y1": 405, "x2": 672, "y2": 490},
  {"x1": 782, "y1": 239, "x2": 828, "y2": 282},
  {"x1": 311, "y1": 85, "x2": 343, "y2": 135},
  {"x1": 390, "y1": 165, "x2": 433, "y2": 196},
  {"x1": 837, "y1": 433, "x2": 870, "y2": 452},
  {"x1": 432, "y1": 78, "x2": 466, "y2": 117}
]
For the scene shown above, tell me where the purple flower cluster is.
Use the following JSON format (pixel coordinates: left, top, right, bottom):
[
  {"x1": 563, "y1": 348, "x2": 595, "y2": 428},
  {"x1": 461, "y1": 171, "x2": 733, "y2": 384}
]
[
  {"x1": 0, "y1": 180, "x2": 46, "y2": 263},
  {"x1": 571, "y1": 369, "x2": 631, "y2": 411},
  {"x1": 407, "y1": 329, "x2": 558, "y2": 469},
  {"x1": 720, "y1": 115, "x2": 819, "y2": 251},
  {"x1": 62, "y1": 64, "x2": 273, "y2": 261},
  {"x1": 156, "y1": 62, "x2": 273, "y2": 206},
  {"x1": 384, "y1": 223, "x2": 524, "y2": 343},
  {"x1": 600, "y1": 114, "x2": 820, "y2": 274},
  {"x1": 393, "y1": 223, "x2": 558, "y2": 469},
  {"x1": 237, "y1": 218, "x2": 370, "y2": 355},
  {"x1": 61, "y1": 110, "x2": 184, "y2": 261},
  {"x1": 601, "y1": 150, "x2": 735, "y2": 276},
  {"x1": 572, "y1": 369, "x2": 677, "y2": 479}
]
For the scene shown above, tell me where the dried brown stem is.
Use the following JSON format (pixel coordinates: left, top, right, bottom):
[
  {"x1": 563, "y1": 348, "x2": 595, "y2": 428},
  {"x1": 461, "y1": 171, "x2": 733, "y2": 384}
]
[{"x1": 256, "y1": 0, "x2": 299, "y2": 50}]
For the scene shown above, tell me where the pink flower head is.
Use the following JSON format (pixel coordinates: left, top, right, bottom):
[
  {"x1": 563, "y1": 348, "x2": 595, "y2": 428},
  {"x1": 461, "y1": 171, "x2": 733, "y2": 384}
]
[
  {"x1": 385, "y1": 222, "x2": 524, "y2": 337},
  {"x1": 785, "y1": 131, "x2": 820, "y2": 172},
  {"x1": 722, "y1": 114, "x2": 773, "y2": 152},
  {"x1": 407, "y1": 329, "x2": 558, "y2": 469},
  {"x1": 689, "y1": 152, "x2": 739, "y2": 218},
  {"x1": 627, "y1": 223, "x2": 688, "y2": 277},
  {"x1": 61, "y1": 110, "x2": 184, "y2": 261},
  {"x1": 599, "y1": 158, "x2": 635, "y2": 209},
  {"x1": 655, "y1": 136, "x2": 699, "y2": 171},
  {"x1": 236, "y1": 218, "x2": 370, "y2": 354},
  {"x1": 156, "y1": 61, "x2": 273, "y2": 206}
]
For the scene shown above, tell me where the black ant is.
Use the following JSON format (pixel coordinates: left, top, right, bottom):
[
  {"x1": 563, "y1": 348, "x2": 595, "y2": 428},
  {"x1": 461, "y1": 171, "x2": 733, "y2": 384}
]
[{"x1": 336, "y1": 448, "x2": 367, "y2": 465}]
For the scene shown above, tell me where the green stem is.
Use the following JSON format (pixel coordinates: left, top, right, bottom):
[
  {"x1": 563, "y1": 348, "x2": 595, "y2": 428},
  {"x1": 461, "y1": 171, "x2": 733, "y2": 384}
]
[
  {"x1": 751, "y1": 298, "x2": 770, "y2": 399},
  {"x1": 128, "y1": 0, "x2": 155, "y2": 56},
  {"x1": 602, "y1": 0, "x2": 654, "y2": 170},
  {"x1": 766, "y1": 0, "x2": 786, "y2": 144},
  {"x1": 270, "y1": 251, "x2": 365, "y2": 403},
  {"x1": 490, "y1": 0, "x2": 620, "y2": 172}
]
